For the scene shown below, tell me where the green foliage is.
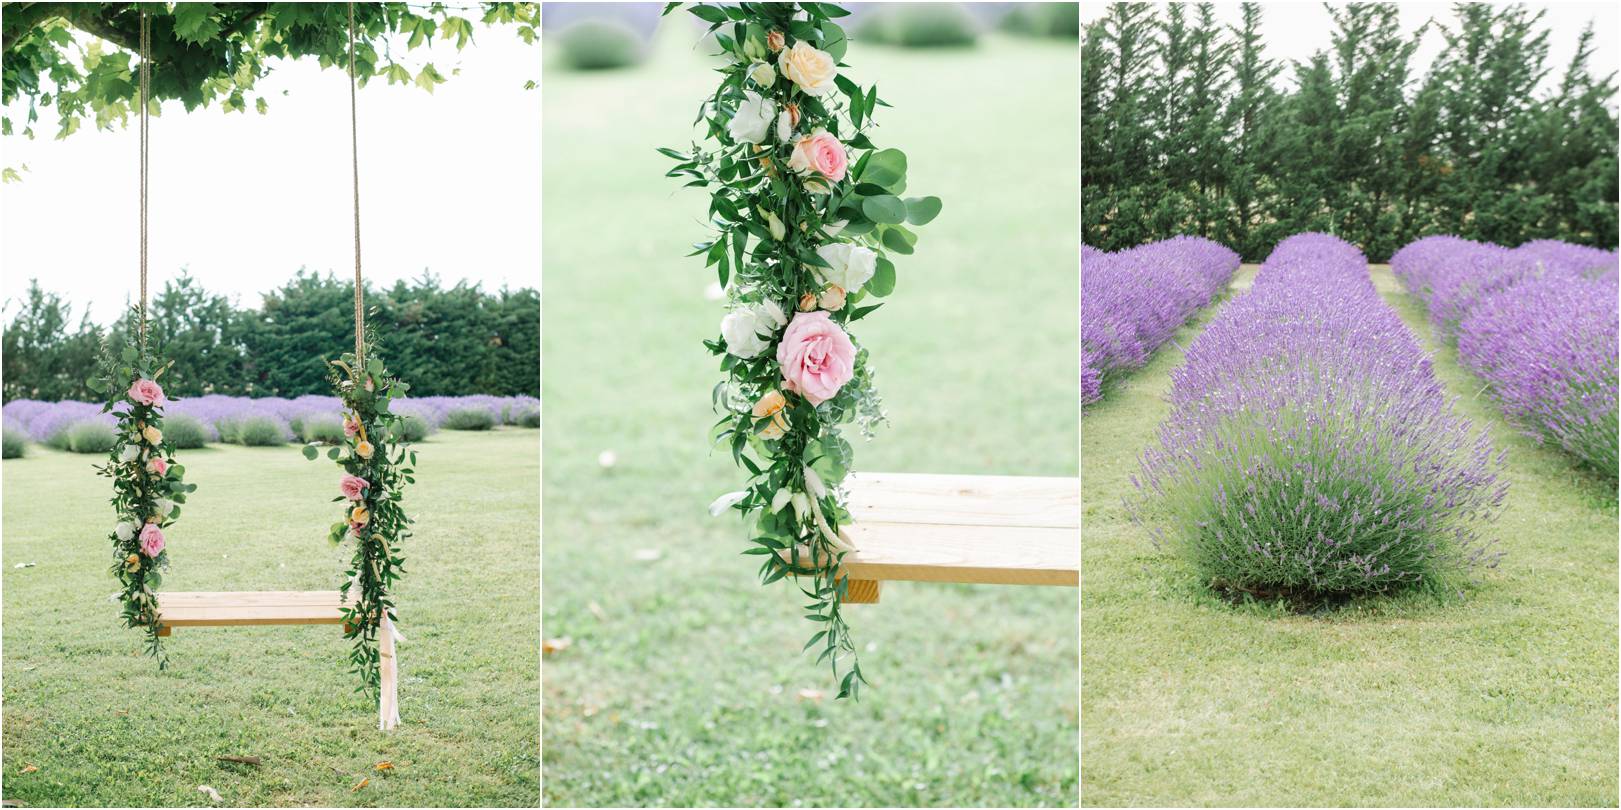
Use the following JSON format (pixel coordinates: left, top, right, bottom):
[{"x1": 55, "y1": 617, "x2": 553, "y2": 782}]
[
  {"x1": 859, "y1": 4, "x2": 979, "y2": 48},
  {"x1": 64, "y1": 420, "x2": 116, "y2": 453},
  {"x1": 88, "y1": 326, "x2": 196, "y2": 667},
  {"x1": 661, "y1": 0, "x2": 943, "y2": 700},
  {"x1": 516, "y1": 408, "x2": 539, "y2": 428},
  {"x1": 1082, "y1": 2, "x2": 1619, "y2": 261},
  {"x1": 3, "y1": 273, "x2": 539, "y2": 403},
  {"x1": 1, "y1": 424, "x2": 24, "y2": 458},
  {"x1": 298, "y1": 416, "x2": 346, "y2": 445},
  {"x1": 1001, "y1": 3, "x2": 1079, "y2": 38},
  {"x1": 234, "y1": 417, "x2": 285, "y2": 446},
  {"x1": 162, "y1": 413, "x2": 208, "y2": 449},
  {"x1": 554, "y1": 20, "x2": 644, "y2": 71},
  {"x1": 304, "y1": 333, "x2": 416, "y2": 699},
  {"x1": 1, "y1": 3, "x2": 539, "y2": 141},
  {"x1": 442, "y1": 408, "x2": 495, "y2": 431}
]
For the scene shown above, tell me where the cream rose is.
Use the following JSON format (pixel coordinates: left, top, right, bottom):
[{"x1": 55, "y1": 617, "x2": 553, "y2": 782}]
[
  {"x1": 777, "y1": 40, "x2": 836, "y2": 96},
  {"x1": 813, "y1": 242, "x2": 877, "y2": 294},
  {"x1": 720, "y1": 299, "x2": 788, "y2": 359},
  {"x1": 141, "y1": 425, "x2": 163, "y2": 445},
  {"x1": 748, "y1": 61, "x2": 776, "y2": 88},
  {"x1": 727, "y1": 90, "x2": 775, "y2": 145}
]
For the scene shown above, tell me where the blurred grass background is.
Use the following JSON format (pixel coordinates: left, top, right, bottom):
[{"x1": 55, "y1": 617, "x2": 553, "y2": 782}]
[{"x1": 541, "y1": 4, "x2": 1079, "y2": 806}]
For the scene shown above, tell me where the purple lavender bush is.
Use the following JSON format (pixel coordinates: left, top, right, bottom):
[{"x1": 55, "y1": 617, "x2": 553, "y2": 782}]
[
  {"x1": 1393, "y1": 236, "x2": 1619, "y2": 478},
  {"x1": 0, "y1": 394, "x2": 539, "y2": 450},
  {"x1": 1134, "y1": 233, "x2": 1507, "y2": 600},
  {"x1": 1082, "y1": 236, "x2": 1240, "y2": 406}
]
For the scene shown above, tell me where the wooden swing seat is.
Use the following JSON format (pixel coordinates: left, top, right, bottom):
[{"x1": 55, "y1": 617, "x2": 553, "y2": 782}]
[
  {"x1": 155, "y1": 590, "x2": 400, "y2": 730},
  {"x1": 836, "y1": 472, "x2": 1079, "y2": 604}
]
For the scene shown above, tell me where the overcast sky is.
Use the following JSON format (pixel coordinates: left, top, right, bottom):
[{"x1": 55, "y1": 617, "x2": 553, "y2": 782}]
[
  {"x1": 1081, "y1": 1, "x2": 1619, "y2": 98},
  {"x1": 1, "y1": 20, "x2": 538, "y2": 327}
]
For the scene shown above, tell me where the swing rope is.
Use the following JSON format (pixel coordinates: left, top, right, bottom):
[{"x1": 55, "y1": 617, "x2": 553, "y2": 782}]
[
  {"x1": 347, "y1": 0, "x2": 364, "y2": 368},
  {"x1": 137, "y1": 7, "x2": 150, "y2": 349}
]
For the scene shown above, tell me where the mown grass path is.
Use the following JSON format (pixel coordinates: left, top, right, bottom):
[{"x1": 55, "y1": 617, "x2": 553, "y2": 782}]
[
  {"x1": 3, "y1": 430, "x2": 540, "y2": 807},
  {"x1": 1081, "y1": 264, "x2": 1617, "y2": 807}
]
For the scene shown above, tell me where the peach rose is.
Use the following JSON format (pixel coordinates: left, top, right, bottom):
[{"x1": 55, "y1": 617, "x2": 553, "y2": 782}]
[
  {"x1": 339, "y1": 473, "x2": 369, "y2": 501},
  {"x1": 776, "y1": 311, "x2": 856, "y2": 406},
  {"x1": 128, "y1": 378, "x2": 166, "y2": 407},
  {"x1": 787, "y1": 130, "x2": 847, "y2": 183},
  {"x1": 798, "y1": 292, "x2": 818, "y2": 312},
  {"x1": 818, "y1": 286, "x2": 847, "y2": 311},
  {"x1": 777, "y1": 40, "x2": 836, "y2": 96},
  {"x1": 350, "y1": 505, "x2": 370, "y2": 526},
  {"x1": 355, "y1": 440, "x2": 374, "y2": 460},
  {"x1": 752, "y1": 390, "x2": 790, "y2": 439}
]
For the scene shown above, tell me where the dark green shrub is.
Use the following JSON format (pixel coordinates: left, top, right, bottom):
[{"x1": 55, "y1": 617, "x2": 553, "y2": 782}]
[
  {"x1": 236, "y1": 417, "x2": 287, "y2": 446},
  {"x1": 387, "y1": 414, "x2": 431, "y2": 443},
  {"x1": 1000, "y1": 3, "x2": 1079, "y2": 38},
  {"x1": 860, "y1": 4, "x2": 979, "y2": 47},
  {"x1": 517, "y1": 408, "x2": 540, "y2": 428},
  {"x1": 165, "y1": 414, "x2": 210, "y2": 449},
  {"x1": 65, "y1": 421, "x2": 117, "y2": 454},
  {"x1": 2, "y1": 426, "x2": 26, "y2": 459},
  {"x1": 555, "y1": 20, "x2": 644, "y2": 70},
  {"x1": 442, "y1": 408, "x2": 495, "y2": 431},
  {"x1": 300, "y1": 416, "x2": 346, "y2": 445}
]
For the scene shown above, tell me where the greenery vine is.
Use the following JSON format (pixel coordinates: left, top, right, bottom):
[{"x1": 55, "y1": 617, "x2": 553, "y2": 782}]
[
  {"x1": 660, "y1": 1, "x2": 941, "y2": 698},
  {"x1": 303, "y1": 326, "x2": 416, "y2": 697},
  {"x1": 90, "y1": 318, "x2": 196, "y2": 667}
]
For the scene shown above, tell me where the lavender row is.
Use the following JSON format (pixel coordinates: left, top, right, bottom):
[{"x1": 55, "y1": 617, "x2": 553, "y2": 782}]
[
  {"x1": 2, "y1": 394, "x2": 540, "y2": 445},
  {"x1": 1081, "y1": 236, "x2": 1240, "y2": 405},
  {"x1": 1391, "y1": 236, "x2": 1618, "y2": 478},
  {"x1": 1134, "y1": 233, "x2": 1506, "y2": 598}
]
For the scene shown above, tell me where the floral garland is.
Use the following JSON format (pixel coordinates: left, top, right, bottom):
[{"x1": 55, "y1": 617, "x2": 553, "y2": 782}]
[
  {"x1": 303, "y1": 330, "x2": 416, "y2": 696},
  {"x1": 91, "y1": 328, "x2": 196, "y2": 667},
  {"x1": 661, "y1": 1, "x2": 941, "y2": 698}
]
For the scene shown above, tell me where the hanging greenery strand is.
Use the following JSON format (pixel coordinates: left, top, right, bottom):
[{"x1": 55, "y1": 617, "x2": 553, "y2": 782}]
[{"x1": 660, "y1": 1, "x2": 942, "y2": 699}]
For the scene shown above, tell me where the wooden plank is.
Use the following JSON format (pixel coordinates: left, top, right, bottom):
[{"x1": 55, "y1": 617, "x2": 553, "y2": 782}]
[
  {"x1": 841, "y1": 473, "x2": 1079, "y2": 587},
  {"x1": 157, "y1": 591, "x2": 350, "y2": 628},
  {"x1": 843, "y1": 579, "x2": 880, "y2": 604},
  {"x1": 844, "y1": 472, "x2": 1079, "y2": 529}
]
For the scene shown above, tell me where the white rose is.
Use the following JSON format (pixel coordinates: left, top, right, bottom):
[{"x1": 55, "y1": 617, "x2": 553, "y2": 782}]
[
  {"x1": 727, "y1": 90, "x2": 775, "y2": 145},
  {"x1": 118, "y1": 444, "x2": 140, "y2": 463},
  {"x1": 777, "y1": 41, "x2": 837, "y2": 96},
  {"x1": 748, "y1": 61, "x2": 776, "y2": 88},
  {"x1": 813, "y1": 242, "x2": 878, "y2": 294},
  {"x1": 115, "y1": 521, "x2": 136, "y2": 541},
  {"x1": 719, "y1": 300, "x2": 787, "y2": 358},
  {"x1": 155, "y1": 498, "x2": 175, "y2": 517},
  {"x1": 776, "y1": 110, "x2": 794, "y2": 143}
]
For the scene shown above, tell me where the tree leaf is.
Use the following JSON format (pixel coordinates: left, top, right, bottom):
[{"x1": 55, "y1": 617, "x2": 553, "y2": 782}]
[{"x1": 862, "y1": 195, "x2": 906, "y2": 225}]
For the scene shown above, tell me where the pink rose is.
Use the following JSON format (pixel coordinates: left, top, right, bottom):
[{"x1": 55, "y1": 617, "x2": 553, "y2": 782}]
[
  {"x1": 139, "y1": 523, "x2": 165, "y2": 557},
  {"x1": 128, "y1": 378, "x2": 165, "y2": 407},
  {"x1": 339, "y1": 473, "x2": 370, "y2": 501},
  {"x1": 343, "y1": 415, "x2": 360, "y2": 438},
  {"x1": 787, "y1": 130, "x2": 847, "y2": 183},
  {"x1": 776, "y1": 311, "x2": 856, "y2": 406},
  {"x1": 147, "y1": 457, "x2": 168, "y2": 476}
]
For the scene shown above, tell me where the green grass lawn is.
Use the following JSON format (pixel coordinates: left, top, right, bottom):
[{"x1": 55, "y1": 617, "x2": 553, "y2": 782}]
[
  {"x1": 541, "y1": 22, "x2": 1079, "y2": 808},
  {"x1": 2, "y1": 429, "x2": 539, "y2": 807},
  {"x1": 1081, "y1": 264, "x2": 1619, "y2": 806}
]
